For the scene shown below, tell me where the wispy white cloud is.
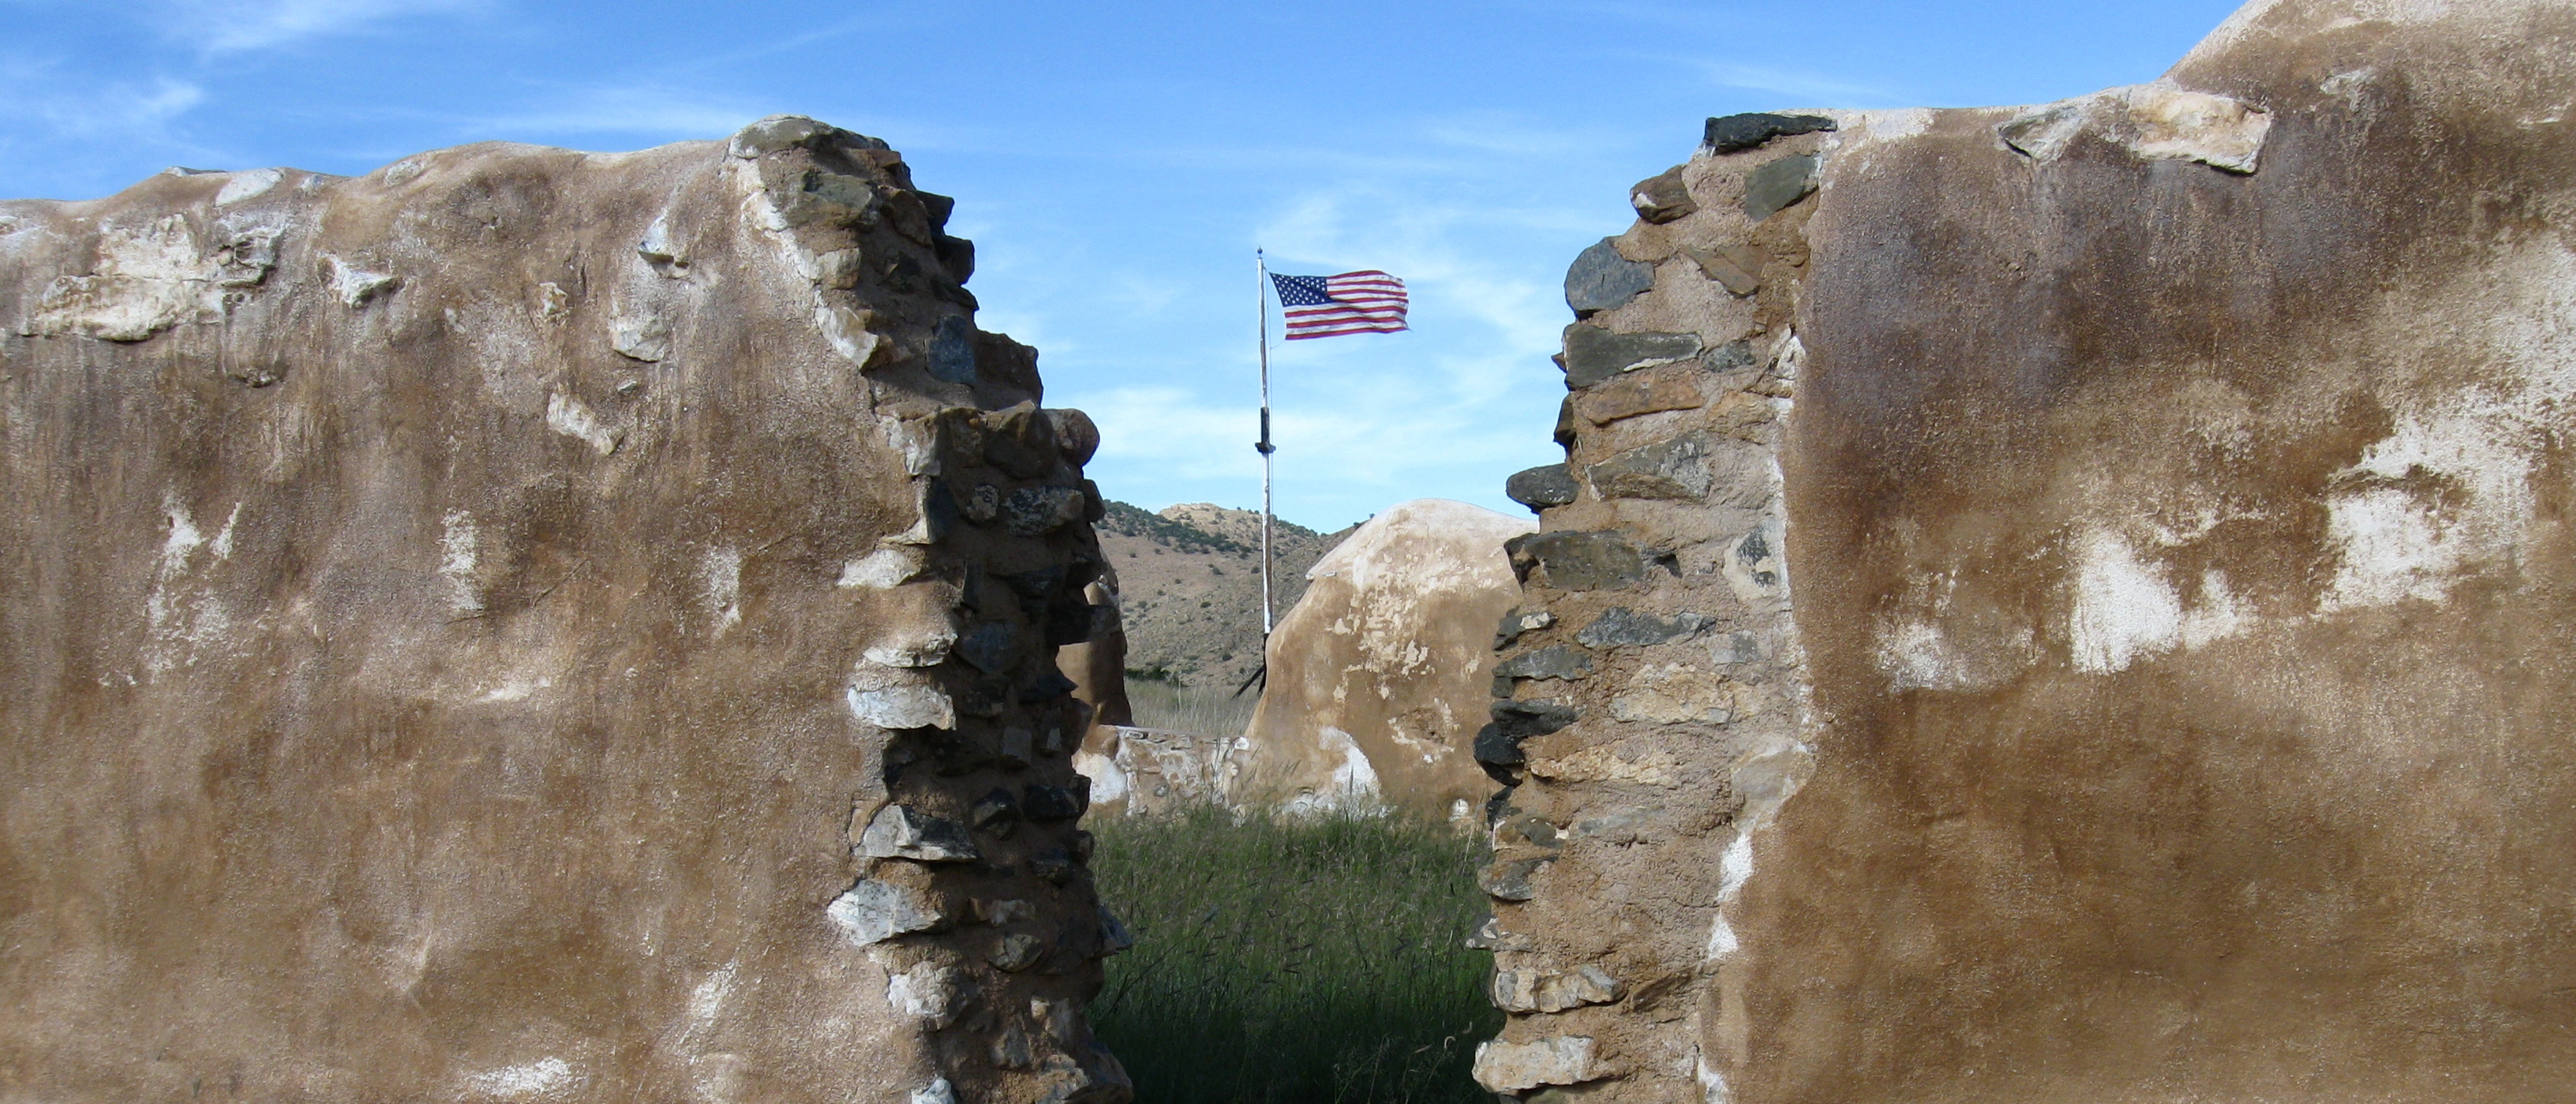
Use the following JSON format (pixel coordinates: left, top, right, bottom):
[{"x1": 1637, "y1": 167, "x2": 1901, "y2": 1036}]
[
  {"x1": 1700, "y1": 61, "x2": 1910, "y2": 109},
  {"x1": 155, "y1": 0, "x2": 485, "y2": 53}
]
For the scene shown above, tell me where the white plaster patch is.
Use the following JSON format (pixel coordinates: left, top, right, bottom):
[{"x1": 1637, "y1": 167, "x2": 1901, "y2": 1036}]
[
  {"x1": 611, "y1": 312, "x2": 672, "y2": 361},
  {"x1": 699, "y1": 547, "x2": 742, "y2": 634},
  {"x1": 325, "y1": 254, "x2": 399, "y2": 307},
  {"x1": 477, "y1": 676, "x2": 552, "y2": 703},
  {"x1": 818, "y1": 303, "x2": 883, "y2": 366},
  {"x1": 911, "y1": 1080, "x2": 957, "y2": 1104},
  {"x1": 1998, "y1": 83, "x2": 2271, "y2": 173},
  {"x1": 466, "y1": 1057, "x2": 578, "y2": 1098},
  {"x1": 440, "y1": 510, "x2": 483, "y2": 616},
  {"x1": 32, "y1": 215, "x2": 271, "y2": 341},
  {"x1": 214, "y1": 168, "x2": 283, "y2": 206},
  {"x1": 2068, "y1": 530, "x2": 2184, "y2": 673},
  {"x1": 544, "y1": 393, "x2": 620, "y2": 456},
  {"x1": 885, "y1": 962, "x2": 972, "y2": 1029},
  {"x1": 1073, "y1": 748, "x2": 1130, "y2": 806},
  {"x1": 837, "y1": 547, "x2": 924, "y2": 589},
  {"x1": 845, "y1": 683, "x2": 955, "y2": 731}
]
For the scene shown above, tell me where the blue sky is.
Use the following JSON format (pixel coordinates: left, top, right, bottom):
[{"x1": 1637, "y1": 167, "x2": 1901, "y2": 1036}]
[{"x1": 0, "y1": 0, "x2": 2243, "y2": 530}]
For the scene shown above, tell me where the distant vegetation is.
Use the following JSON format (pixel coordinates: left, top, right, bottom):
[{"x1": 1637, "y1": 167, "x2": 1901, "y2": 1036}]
[
  {"x1": 1096, "y1": 500, "x2": 1350, "y2": 694},
  {"x1": 1123, "y1": 676, "x2": 1260, "y2": 738},
  {"x1": 1088, "y1": 806, "x2": 1499, "y2": 1104},
  {"x1": 1097, "y1": 500, "x2": 1256, "y2": 556}
]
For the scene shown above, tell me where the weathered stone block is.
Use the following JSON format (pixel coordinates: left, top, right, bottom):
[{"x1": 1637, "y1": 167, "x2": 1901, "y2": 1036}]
[
  {"x1": 1491, "y1": 964, "x2": 1623, "y2": 1013},
  {"x1": 1628, "y1": 166, "x2": 1696, "y2": 223},
  {"x1": 1587, "y1": 431, "x2": 1719, "y2": 500},
  {"x1": 1472, "y1": 1036, "x2": 1604, "y2": 1094},
  {"x1": 1496, "y1": 646, "x2": 1593, "y2": 681},
  {"x1": 861, "y1": 804, "x2": 983, "y2": 862},
  {"x1": 1506, "y1": 530, "x2": 1651, "y2": 591},
  {"x1": 1743, "y1": 153, "x2": 1820, "y2": 222},
  {"x1": 1578, "y1": 370, "x2": 1705, "y2": 425},
  {"x1": 1507, "y1": 463, "x2": 1581, "y2": 509},
  {"x1": 1563, "y1": 238, "x2": 1654, "y2": 316},
  {"x1": 1563, "y1": 325, "x2": 1703, "y2": 389},
  {"x1": 1575, "y1": 607, "x2": 1715, "y2": 648},
  {"x1": 1702, "y1": 111, "x2": 1837, "y2": 154}
]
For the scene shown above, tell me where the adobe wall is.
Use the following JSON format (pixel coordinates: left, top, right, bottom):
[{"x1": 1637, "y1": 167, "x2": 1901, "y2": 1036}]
[
  {"x1": 1480, "y1": 1, "x2": 2576, "y2": 1100},
  {"x1": 0, "y1": 118, "x2": 1128, "y2": 1104},
  {"x1": 1234, "y1": 498, "x2": 1534, "y2": 821}
]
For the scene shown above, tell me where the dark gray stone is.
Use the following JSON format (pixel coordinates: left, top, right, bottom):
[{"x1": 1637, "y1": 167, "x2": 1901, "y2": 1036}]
[
  {"x1": 1506, "y1": 464, "x2": 1580, "y2": 510},
  {"x1": 955, "y1": 620, "x2": 1018, "y2": 674},
  {"x1": 1706, "y1": 340, "x2": 1757, "y2": 373},
  {"x1": 999, "y1": 565, "x2": 1065, "y2": 602},
  {"x1": 930, "y1": 315, "x2": 977, "y2": 384},
  {"x1": 1564, "y1": 238, "x2": 1655, "y2": 316},
  {"x1": 1630, "y1": 167, "x2": 1695, "y2": 223},
  {"x1": 1477, "y1": 700, "x2": 1579, "y2": 769},
  {"x1": 1496, "y1": 646, "x2": 1593, "y2": 681},
  {"x1": 1014, "y1": 670, "x2": 1079, "y2": 704},
  {"x1": 1743, "y1": 155, "x2": 1821, "y2": 222},
  {"x1": 990, "y1": 932, "x2": 1045, "y2": 971},
  {"x1": 1495, "y1": 608, "x2": 1556, "y2": 649},
  {"x1": 1494, "y1": 814, "x2": 1563, "y2": 851},
  {"x1": 781, "y1": 170, "x2": 883, "y2": 230},
  {"x1": 1029, "y1": 848, "x2": 1076, "y2": 885},
  {"x1": 1097, "y1": 907, "x2": 1135, "y2": 955},
  {"x1": 1479, "y1": 856, "x2": 1550, "y2": 901},
  {"x1": 1588, "y1": 432, "x2": 1717, "y2": 501},
  {"x1": 1507, "y1": 530, "x2": 1650, "y2": 591},
  {"x1": 1004, "y1": 485, "x2": 1085, "y2": 536},
  {"x1": 1563, "y1": 326, "x2": 1702, "y2": 389},
  {"x1": 859, "y1": 804, "x2": 981, "y2": 863},
  {"x1": 970, "y1": 787, "x2": 1022, "y2": 837},
  {"x1": 1702, "y1": 112, "x2": 1837, "y2": 155},
  {"x1": 1577, "y1": 608, "x2": 1716, "y2": 649},
  {"x1": 1023, "y1": 778, "x2": 1090, "y2": 821}
]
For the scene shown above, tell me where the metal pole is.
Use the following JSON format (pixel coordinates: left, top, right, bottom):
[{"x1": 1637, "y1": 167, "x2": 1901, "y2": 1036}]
[{"x1": 1256, "y1": 249, "x2": 1275, "y2": 638}]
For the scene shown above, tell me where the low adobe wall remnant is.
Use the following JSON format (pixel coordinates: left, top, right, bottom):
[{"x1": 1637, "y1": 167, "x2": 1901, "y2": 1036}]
[
  {"x1": 1235, "y1": 499, "x2": 1534, "y2": 821},
  {"x1": 0, "y1": 118, "x2": 1128, "y2": 1104},
  {"x1": 1479, "y1": 1, "x2": 2576, "y2": 1100}
]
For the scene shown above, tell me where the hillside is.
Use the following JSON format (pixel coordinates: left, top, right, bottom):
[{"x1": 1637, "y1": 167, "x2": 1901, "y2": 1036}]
[{"x1": 1095, "y1": 501, "x2": 1354, "y2": 693}]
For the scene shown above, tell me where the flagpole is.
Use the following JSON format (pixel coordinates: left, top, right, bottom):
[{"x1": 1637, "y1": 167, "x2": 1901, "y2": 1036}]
[{"x1": 1256, "y1": 249, "x2": 1275, "y2": 641}]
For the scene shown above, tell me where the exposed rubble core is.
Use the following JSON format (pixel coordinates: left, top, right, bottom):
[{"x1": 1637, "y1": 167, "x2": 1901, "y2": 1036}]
[
  {"x1": 0, "y1": 118, "x2": 1129, "y2": 1103},
  {"x1": 1480, "y1": 1, "x2": 2576, "y2": 1100}
]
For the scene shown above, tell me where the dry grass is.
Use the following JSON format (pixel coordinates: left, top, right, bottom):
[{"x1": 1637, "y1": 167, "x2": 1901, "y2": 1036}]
[{"x1": 1124, "y1": 676, "x2": 1261, "y2": 738}]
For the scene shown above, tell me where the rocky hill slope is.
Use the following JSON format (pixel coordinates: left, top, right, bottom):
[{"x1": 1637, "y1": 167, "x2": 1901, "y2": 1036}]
[{"x1": 1093, "y1": 501, "x2": 1351, "y2": 693}]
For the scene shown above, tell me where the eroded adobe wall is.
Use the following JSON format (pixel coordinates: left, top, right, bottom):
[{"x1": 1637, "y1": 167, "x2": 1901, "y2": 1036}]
[
  {"x1": 1481, "y1": 1, "x2": 2576, "y2": 1100},
  {"x1": 0, "y1": 118, "x2": 1129, "y2": 1104},
  {"x1": 1234, "y1": 498, "x2": 1534, "y2": 821}
]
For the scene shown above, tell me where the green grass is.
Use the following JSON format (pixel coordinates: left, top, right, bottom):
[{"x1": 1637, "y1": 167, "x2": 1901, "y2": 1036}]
[
  {"x1": 1087, "y1": 806, "x2": 1501, "y2": 1104},
  {"x1": 1124, "y1": 676, "x2": 1261, "y2": 738}
]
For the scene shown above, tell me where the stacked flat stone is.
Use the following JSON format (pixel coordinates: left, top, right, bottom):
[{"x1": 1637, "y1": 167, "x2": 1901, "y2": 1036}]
[{"x1": 1475, "y1": 110, "x2": 1830, "y2": 1103}]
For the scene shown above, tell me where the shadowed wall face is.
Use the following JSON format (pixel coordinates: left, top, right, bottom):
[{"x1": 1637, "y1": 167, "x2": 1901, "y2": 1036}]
[
  {"x1": 0, "y1": 120, "x2": 1129, "y2": 1104},
  {"x1": 1481, "y1": 2, "x2": 2576, "y2": 1101}
]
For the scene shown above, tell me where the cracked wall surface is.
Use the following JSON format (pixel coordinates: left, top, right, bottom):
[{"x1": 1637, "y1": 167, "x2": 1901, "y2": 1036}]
[
  {"x1": 1481, "y1": 0, "x2": 2576, "y2": 1100},
  {"x1": 0, "y1": 118, "x2": 1129, "y2": 1104}
]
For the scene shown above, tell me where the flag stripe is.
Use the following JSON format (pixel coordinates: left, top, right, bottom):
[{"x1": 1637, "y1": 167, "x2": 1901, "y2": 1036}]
[{"x1": 1271, "y1": 269, "x2": 1410, "y2": 339}]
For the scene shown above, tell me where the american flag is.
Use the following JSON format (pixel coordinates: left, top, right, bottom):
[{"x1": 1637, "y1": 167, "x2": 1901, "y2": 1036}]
[{"x1": 1269, "y1": 270, "x2": 1408, "y2": 339}]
